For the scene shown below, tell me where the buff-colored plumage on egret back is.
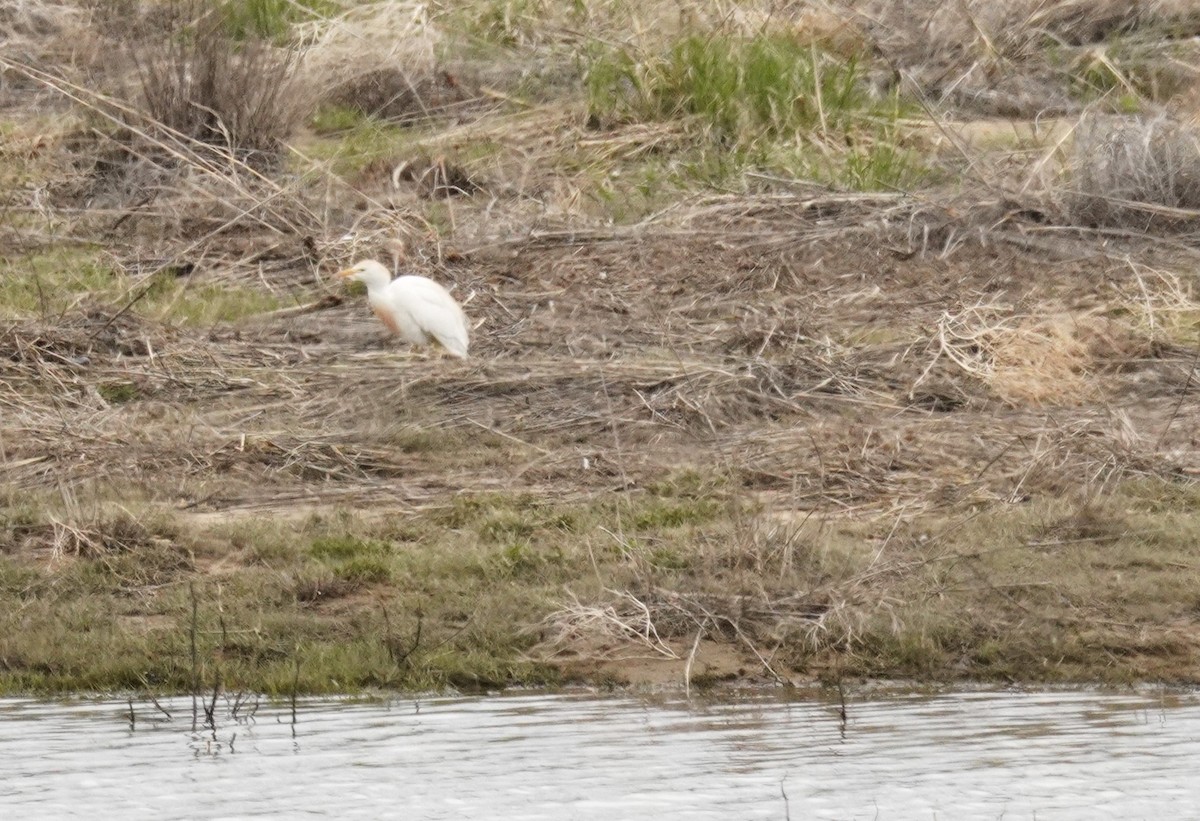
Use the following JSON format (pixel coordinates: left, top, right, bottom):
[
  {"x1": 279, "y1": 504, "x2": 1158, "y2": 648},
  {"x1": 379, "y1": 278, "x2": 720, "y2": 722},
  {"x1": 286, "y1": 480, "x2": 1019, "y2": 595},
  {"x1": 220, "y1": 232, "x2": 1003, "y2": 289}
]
[{"x1": 337, "y1": 259, "x2": 469, "y2": 359}]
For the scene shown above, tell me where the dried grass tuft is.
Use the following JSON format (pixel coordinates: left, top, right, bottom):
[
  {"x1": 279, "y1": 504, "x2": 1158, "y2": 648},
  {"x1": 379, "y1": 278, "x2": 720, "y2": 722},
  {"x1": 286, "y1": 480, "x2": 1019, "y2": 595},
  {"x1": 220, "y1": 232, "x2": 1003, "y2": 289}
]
[
  {"x1": 0, "y1": 0, "x2": 81, "y2": 42},
  {"x1": 46, "y1": 509, "x2": 167, "y2": 559},
  {"x1": 128, "y1": 0, "x2": 310, "y2": 162},
  {"x1": 1067, "y1": 113, "x2": 1200, "y2": 230},
  {"x1": 989, "y1": 314, "x2": 1099, "y2": 406},
  {"x1": 541, "y1": 589, "x2": 683, "y2": 661},
  {"x1": 922, "y1": 305, "x2": 1147, "y2": 406},
  {"x1": 0, "y1": 0, "x2": 99, "y2": 107},
  {"x1": 856, "y1": 0, "x2": 1200, "y2": 116},
  {"x1": 300, "y1": 0, "x2": 469, "y2": 123}
]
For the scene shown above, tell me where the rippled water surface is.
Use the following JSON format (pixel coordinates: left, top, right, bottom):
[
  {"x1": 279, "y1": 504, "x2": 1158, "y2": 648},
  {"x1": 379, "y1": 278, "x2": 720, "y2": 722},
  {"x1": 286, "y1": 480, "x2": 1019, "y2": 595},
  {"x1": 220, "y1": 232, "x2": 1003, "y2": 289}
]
[{"x1": 3, "y1": 688, "x2": 1198, "y2": 819}]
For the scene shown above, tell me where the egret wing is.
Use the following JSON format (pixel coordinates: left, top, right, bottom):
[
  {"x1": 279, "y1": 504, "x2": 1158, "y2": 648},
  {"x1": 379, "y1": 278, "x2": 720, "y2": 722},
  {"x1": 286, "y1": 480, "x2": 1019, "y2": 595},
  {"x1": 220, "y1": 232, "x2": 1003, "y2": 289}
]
[{"x1": 390, "y1": 276, "x2": 470, "y2": 358}]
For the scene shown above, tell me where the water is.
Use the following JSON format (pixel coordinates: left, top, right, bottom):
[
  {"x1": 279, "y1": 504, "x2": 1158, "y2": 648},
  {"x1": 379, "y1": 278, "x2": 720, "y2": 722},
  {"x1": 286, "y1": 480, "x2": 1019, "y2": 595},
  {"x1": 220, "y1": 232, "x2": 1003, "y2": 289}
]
[{"x1": 2, "y1": 687, "x2": 1197, "y2": 819}]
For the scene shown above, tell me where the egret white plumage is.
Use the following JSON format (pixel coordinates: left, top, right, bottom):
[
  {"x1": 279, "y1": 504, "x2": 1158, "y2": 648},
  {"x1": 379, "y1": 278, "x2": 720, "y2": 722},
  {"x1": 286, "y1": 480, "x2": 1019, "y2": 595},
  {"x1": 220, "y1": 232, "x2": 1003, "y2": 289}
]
[{"x1": 338, "y1": 259, "x2": 470, "y2": 359}]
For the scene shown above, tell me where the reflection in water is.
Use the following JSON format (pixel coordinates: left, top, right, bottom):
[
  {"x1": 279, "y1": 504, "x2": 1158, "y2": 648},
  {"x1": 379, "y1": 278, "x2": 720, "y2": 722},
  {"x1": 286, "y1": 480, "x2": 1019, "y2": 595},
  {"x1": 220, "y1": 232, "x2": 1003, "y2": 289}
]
[{"x1": 1, "y1": 688, "x2": 1197, "y2": 819}]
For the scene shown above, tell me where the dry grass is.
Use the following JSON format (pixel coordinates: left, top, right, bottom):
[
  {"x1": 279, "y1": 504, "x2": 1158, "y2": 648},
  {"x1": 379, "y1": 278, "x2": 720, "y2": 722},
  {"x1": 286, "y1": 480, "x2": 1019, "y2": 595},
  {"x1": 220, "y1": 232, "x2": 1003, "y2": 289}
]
[
  {"x1": 920, "y1": 304, "x2": 1153, "y2": 406},
  {"x1": 3, "y1": 0, "x2": 1200, "y2": 693},
  {"x1": 1068, "y1": 114, "x2": 1200, "y2": 230},
  {"x1": 300, "y1": 0, "x2": 470, "y2": 123},
  {"x1": 129, "y1": 1, "x2": 309, "y2": 162},
  {"x1": 852, "y1": 0, "x2": 1200, "y2": 116}
]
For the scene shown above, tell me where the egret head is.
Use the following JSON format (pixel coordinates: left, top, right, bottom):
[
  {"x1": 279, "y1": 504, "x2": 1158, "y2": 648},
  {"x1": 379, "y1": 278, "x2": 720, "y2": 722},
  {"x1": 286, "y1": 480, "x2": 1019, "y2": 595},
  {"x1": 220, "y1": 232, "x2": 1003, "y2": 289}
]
[{"x1": 337, "y1": 259, "x2": 392, "y2": 290}]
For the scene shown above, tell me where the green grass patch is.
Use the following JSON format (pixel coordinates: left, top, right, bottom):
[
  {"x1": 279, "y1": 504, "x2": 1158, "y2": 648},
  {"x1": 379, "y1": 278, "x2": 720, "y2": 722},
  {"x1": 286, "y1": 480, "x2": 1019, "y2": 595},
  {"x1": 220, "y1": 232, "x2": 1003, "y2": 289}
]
[
  {"x1": 222, "y1": 0, "x2": 338, "y2": 41},
  {"x1": 0, "y1": 485, "x2": 735, "y2": 693},
  {"x1": 3, "y1": 476, "x2": 1200, "y2": 693},
  {"x1": 585, "y1": 33, "x2": 924, "y2": 191},
  {"x1": 454, "y1": 0, "x2": 570, "y2": 47},
  {"x1": 0, "y1": 557, "x2": 44, "y2": 598},
  {"x1": 96, "y1": 381, "x2": 141, "y2": 404},
  {"x1": 1056, "y1": 37, "x2": 1192, "y2": 110},
  {"x1": 310, "y1": 535, "x2": 395, "y2": 584},
  {"x1": 310, "y1": 105, "x2": 367, "y2": 135},
  {"x1": 336, "y1": 556, "x2": 394, "y2": 584},
  {"x1": 492, "y1": 540, "x2": 565, "y2": 577},
  {"x1": 793, "y1": 485, "x2": 1200, "y2": 682},
  {"x1": 151, "y1": 280, "x2": 284, "y2": 325},
  {"x1": 301, "y1": 115, "x2": 416, "y2": 174},
  {"x1": 310, "y1": 534, "x2": 392, "y2": 561},
  {"x1": 631, "y1": 497, "x2": 723, "y2": 530},
  {"x1": 0, "y1": 247, "x2": 117, "y2": 318},
  {"x1": 0, "y1": 249, "x2": 281, "y2": 324},
  {"x1": 591, "y1": 34, "x2": 871, "y2": 137}
]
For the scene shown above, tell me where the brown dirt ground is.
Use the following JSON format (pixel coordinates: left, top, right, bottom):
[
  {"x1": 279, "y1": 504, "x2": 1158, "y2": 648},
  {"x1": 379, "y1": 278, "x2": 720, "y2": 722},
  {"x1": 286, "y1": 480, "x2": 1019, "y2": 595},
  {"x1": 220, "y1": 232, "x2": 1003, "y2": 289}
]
[{"x1": 6, "y1": 206, "x2": 1197, "y2": 524}]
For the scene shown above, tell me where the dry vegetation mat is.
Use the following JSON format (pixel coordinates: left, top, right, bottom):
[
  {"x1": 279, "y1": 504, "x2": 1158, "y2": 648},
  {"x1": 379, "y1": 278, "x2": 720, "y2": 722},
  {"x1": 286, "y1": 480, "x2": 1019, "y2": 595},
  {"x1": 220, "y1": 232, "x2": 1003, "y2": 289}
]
[{"x1": 1, "y1": 0, "x2": 1200, "y2": 695}]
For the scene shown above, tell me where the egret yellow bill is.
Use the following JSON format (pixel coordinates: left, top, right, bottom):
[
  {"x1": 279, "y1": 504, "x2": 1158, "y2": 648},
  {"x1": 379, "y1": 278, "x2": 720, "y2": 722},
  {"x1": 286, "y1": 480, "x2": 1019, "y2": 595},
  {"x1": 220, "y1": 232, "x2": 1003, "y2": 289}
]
[{"x1": 337, "y1": 259, "x2": 469, "y2": 359}]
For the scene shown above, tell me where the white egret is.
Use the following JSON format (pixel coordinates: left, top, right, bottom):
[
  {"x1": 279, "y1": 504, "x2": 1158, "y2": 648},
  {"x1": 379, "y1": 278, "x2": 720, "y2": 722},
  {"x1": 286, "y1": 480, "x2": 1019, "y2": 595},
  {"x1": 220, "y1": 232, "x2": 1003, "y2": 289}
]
[{"x1": 337, "y1": 259, "x2": 470, "y2": 359}]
